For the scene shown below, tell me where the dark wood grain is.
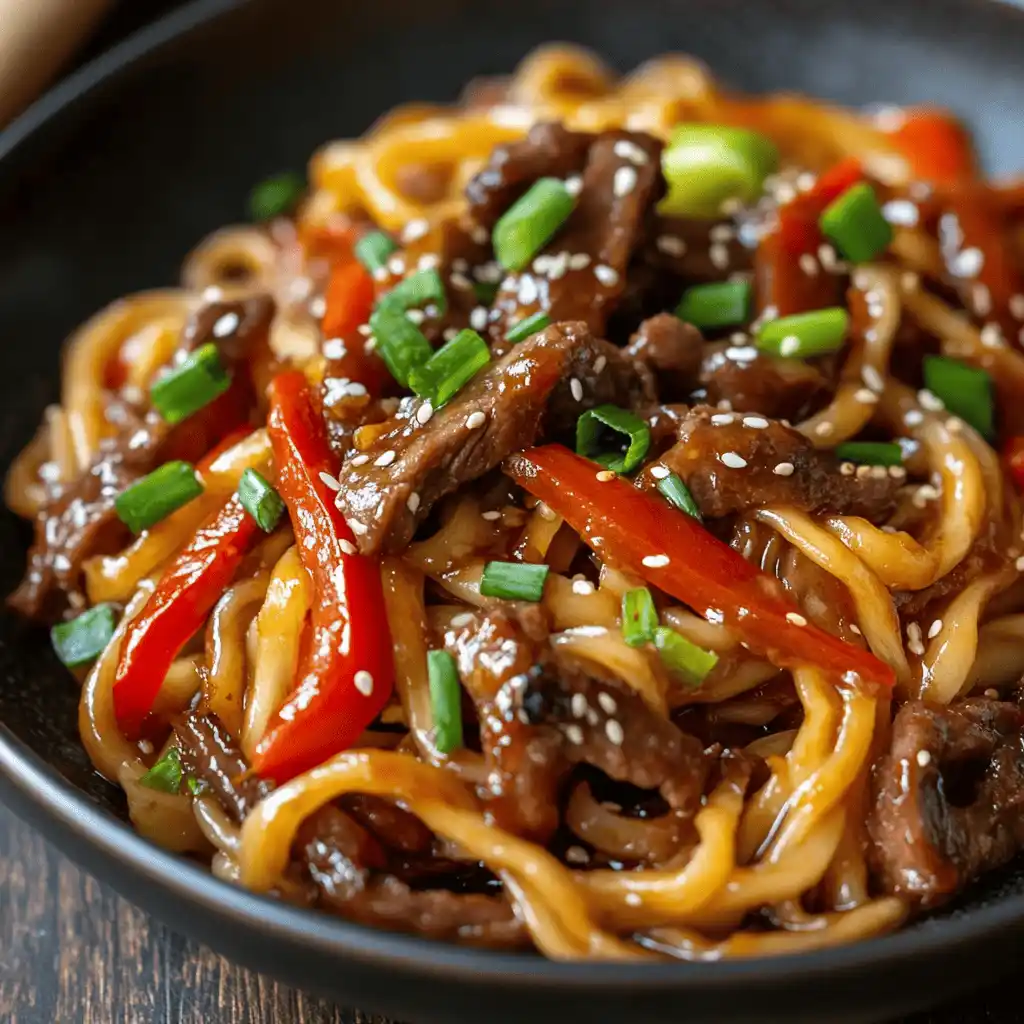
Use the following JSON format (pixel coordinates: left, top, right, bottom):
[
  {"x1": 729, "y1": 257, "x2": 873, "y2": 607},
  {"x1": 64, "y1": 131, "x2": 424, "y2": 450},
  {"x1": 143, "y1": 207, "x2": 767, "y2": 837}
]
[{"x1": 0, "y1": 801, "x2": 1017, "y2": 1024}]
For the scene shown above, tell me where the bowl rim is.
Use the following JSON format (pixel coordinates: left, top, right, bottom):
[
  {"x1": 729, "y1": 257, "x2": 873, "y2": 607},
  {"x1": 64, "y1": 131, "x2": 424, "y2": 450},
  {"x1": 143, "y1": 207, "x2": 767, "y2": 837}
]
[{"x1": 3, "y1": 0, "x2": 1024, "y2": 995}]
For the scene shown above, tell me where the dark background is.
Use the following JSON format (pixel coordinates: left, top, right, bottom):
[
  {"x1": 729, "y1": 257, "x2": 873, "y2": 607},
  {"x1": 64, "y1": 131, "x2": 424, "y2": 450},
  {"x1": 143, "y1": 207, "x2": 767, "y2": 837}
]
[{"x1": 0, "y1": 1, "x2": 1022, "y2": 1021}]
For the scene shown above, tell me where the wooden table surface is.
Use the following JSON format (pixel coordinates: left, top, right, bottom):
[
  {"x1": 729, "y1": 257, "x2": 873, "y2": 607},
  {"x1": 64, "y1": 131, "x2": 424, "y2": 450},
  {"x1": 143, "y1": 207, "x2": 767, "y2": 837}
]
[{"x1": 1, "y1": 3, "x2": 1024, "y2": 1023}]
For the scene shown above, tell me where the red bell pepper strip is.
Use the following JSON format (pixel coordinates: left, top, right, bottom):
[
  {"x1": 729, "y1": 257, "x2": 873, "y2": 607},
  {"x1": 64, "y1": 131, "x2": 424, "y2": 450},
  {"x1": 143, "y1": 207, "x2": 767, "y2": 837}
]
[
  {"x1": 756, "y1": 157, "x2": 863, "y2": 317},
  {"x1": 113, "y1": 495, "x2": 262, "y2": 737},
  {"x1": 1003, "y1": 437, "x2": 1024, "y2": 492},
  {"x1": 505, "y1": 445, "x2": 895, "y2": 694},
  {"x1": 884, "y1": 108, "x2": 976, "y2": 185},
  {"x1": 252, "y1": 371, "x2": 394, "y2": 782}
]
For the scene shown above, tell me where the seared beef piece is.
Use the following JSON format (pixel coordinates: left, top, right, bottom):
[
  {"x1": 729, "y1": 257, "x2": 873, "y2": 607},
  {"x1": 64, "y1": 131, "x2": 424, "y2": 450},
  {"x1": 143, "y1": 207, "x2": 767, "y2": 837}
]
[
  {"x1": 488, "y1": 130, "x2": 664, "y2": 343},
  {"x1": 10, "y1": 295, "x2": 273, "y2": 620},
  {"x1": 626, "y1": 314, "x2": 704, "y2": 398},
  {"x1": 335, "y1": 321, "x2": 651, "y2": 554},
  {"x1": 466, "y1": 122, "x2": 592, "y2": 230},
  {"x1": 174, "y1": 713, "x2": 273, "y2": 822},
  {"x1": 698, "y1": 343, "x2": 831, "y2": 422},
  {"x1": 642, "y1": 403, "x2": 691, "y2": 455},
  {"x1": 342, "y1": 793, "x2": 435, "y2": 855},
  {"x1": 636, "y1": 406, "x2": 900, "y2": 520},
  {"x1": 868, "y1": 698, "x2": 1024, "y2": 905},
  {"x1": 641, "y1": 216, "x2": 754, "y2": 283}
]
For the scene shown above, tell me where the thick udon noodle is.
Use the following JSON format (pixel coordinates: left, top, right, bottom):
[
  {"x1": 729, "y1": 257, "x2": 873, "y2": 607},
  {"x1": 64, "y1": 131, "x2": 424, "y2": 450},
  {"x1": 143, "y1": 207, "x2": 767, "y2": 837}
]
[{"x1": 11, "y1": 45, "x2": 1024, "y2": 961}]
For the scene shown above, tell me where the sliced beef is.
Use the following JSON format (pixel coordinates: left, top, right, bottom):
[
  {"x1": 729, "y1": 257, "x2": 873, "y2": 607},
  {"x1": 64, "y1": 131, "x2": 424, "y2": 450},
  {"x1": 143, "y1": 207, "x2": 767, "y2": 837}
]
[
  {"x1": 10, "y1": 295, "x2": 272, "y2": 620},
  {"x1": 641, "y1": 216, "x2": 754, "y2": 283},
  {"x1": 487, "y1": 130, "x2": 664, "y2": 343},
  {"x1": 625, "y1": 313, "x2": 704, "y2": 399},
  {"x1": 868, "y1": 698, "x2": 1024, "y2": 905},
  {"x1": 698, "y1": 342, "x2": 831, "y2": 421},
  {"x1": 335, "y1": 320, "x2": 651, "y2": 554},
  {"x1": 636, "y1": 406, "x2": 901, "y2": 520}
]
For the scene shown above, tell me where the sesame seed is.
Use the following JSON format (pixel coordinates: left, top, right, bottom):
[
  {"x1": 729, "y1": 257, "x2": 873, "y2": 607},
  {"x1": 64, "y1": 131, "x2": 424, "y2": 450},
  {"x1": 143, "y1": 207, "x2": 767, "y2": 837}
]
[
  {"x1": 850, "y1": 623, "x2": 862, "y2": 635},
  {"x1": 475, "y1": 261, "x2": 502, "y2": 283},
  {"x1": 613, "y1": 139, "x2": 649, "y2": 165},
  {"x1": 319, "y1": 471, "x2": 341, "y2": 491},
  {"x1": 710, "y1": 224, "x2": 735, "y2": 243},
  {"x1": 450, "y1": 272, "x2": 472, "y2": 290},
  {"x1": 656, "y1": 235, "x2": 687, "y2": 257},
  {"x1": 761, "y1": 304, "x2": 779, "y2": 322},
  {"x1": 596, "y1": 470, "x2": 616, "y2": 482},
  {"x1": 565, "y1": 724, "x2": 584, "y2": 745},
  {"x1": 862, "y1": 365, "x2": 885, "y2": 393},
  {"x1": 854, "y1": 388, "x2": 879, "y2": 405},
  {"x1": 901, "y1": 272, "x2": 920, "y2": 292},
  {"x1": 916, "y1": 750, "x2": 932, "y2": 768},
  {"x1": 818, "y1": 244, "x2": 838, "y2": 271},
  {"x1": 517, "y1": 276, "x2": 539, "y2": 304},
  {"x1": 546, "y1": 252, "x2": 569, "y2": 280},
  {"x1": 951, "y1": 246, "x2": 984, "y2": 278},
  {"x1": 889, "y1": 466, "x2": 907, "y2": 479},
  {"x1": 465, "y1": 411, "x2": 486, "y2": 430},
  {"x1": 572, "y1": 579, "x2": 595, "y2": 595},
  {"x1": 340, "y1": 539, "x2": 357, "y2": 555},
  {"x1": 1011, "y1": 294, "x2": 1024, "y2": 320},
  {"x1": 565, "y1": 845, "x2": 590, "y2": 865},
  {"x1": 568, "y1": 253, "x2": 592, "y2": 271},
  {"x1": 907, "y1": 622, "x2": 925, "y2": 656},
  {"x1": 470, "y1": 224, "x2": 489, "y2": 245},
  {"x1": 605, "y1": 720, "x2": 625, "y2": 745},
  {"x1": 387, "y1": 254, "x2": 406, "y2": 276},
  {"x1": 373, "y1": 267, "x2": 389, "y2": 282},
  {"x1": 416, "y1": 401, "x2": 434, "y2": 425},
  {"x1": 927, "y1": 619, "x2": 943, "y2": 639},
  {"x1": 711, "y1": 413, "x2": 735, "y2": 425},
  {"x1": 945, "y1": 417, "x2": 963, "y2": 434},
  {"x1": 796, "y1": 171, "x2": 818, "y2": 192},
  {"x1": 725, "y1": 345, "x2": 758, "y2": 363},
  {"x1": 918, "y1": 389, "x2": 945, "y2": 412},
  {"x1": 375, "y1": 450, "x2": 396, "y2": 467},
  {"x1": 323, "y1": 337, "x2": 347, "y2": 360},
  {"x1": 597, "y1": 692, "x2": 618, "y2": 714},
  {"x1": 649, "y1": 464, "x2": 670, "y2": 480},
  {"x1": 904, "y1": 409, "x2": 924, "y2": 427},
  {"x1": 405, "y1": 308, "x2": 426, "y2": 325},
  {"x1": 973, "y1": 284, "x2": 993, "y2": 317},
  {"x1": 882, "y1": 199, "x2": 919, "y2": 227},
  {"x1": 563, "y1": 175, "x2": 583, "y2": 197},
  {"x1": 855, "y1": 464, "x2": 872, "y2": 480},
  {"x1": 743, "y1": 416, "x2": 770, "y2": 429},
  {"x1": 814, "y1": 422, "x2": 834, "y2": 437},
  {"x1": 593, "y1": 354, "x2": 607, "y2": 374},
  {"x1": 570, "y1": 378, "x2": 584, "y2": 402},
  {"x1": 913, "y1": 484, "x2": 940, "y2": 508},
  {"x1": 571, "y1": 693, "x2": 588, "y2": 718},
  {"x1": 347, "y1": 518, "x2": 368, "y2": 536},
  {"x1": 470, "y1": 306, "x2": 489, "y2": 331},
  {"x1": 613, "y1": 165, "x2": 638, "y2": 197},
  {"x1": 450, "y1": 612, "x2": 474, "y2": 627},
  {"x1": 594, "y1": 264, "x2": 619, "y2": 286},
  {"x1": 786, "y1": 612, "x2": 807, "y2": 626},
  {"x1": 624, "y1": 892, "x2": 642, "y2": 907},
  {"x1": 774, "y1": 462, "x2": 795, "y2": 476},
  {"x1": 402, "y1": 218, "x2": 429, "y2": 242},
  {"x1": 418, "y1": 253, "x2": 441, "y2": 271},
  {"x1": 212, "y1": 312, "x2": 240, "y2": 338},
  {"x1": 980, "y1": 323, "x2": 1004, "y2": 348},
  {"x1": 1016, "y1": 555, "x2": 1024, "y2": 572},
  {"x1": 720, "y1": 452, "x2": 748, "y2": 469},
  {"x1": 779, "y1": 335, "x2": 801, "y2": 357},
  {"x1": 350, "y1": 454, "x2": 369, "y2": 466},
  {"x1": 798, "y1": 253, "x2": 819, "y2": 277},
  {"x1": 642, "y1": 554, "x2": 670, "y2": 568},
  {"x1": 709, "y1": 242, "x2": 730, "y2": 269}
]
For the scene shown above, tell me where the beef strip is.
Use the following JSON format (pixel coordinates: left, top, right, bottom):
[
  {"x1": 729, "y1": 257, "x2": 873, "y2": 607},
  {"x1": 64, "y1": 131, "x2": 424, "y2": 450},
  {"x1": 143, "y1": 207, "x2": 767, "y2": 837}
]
[
  {"x1": 176, "y1": 711, "x2": 525, "y2": 946},
  {"x1": 697, "y1": 342, "x2": 831, "y2": 422},
  {"x1": 334, "y1": 320, "x2": 652, "y2": 554},
  {"x1": 635, "y1": 405, "x2": 901, "y2": 520},
  {"x1": 488, "y1": 130, "x2": 665, "y2": 343},
  {"x1": 10, "y1": 295, "x2": 273, "y2": 620},
  {"x1": 868, "y1": 698, "x2": 1024, "y2": 905},
  {"x1": 625, "y1": 313, "x2": 704, "y2": 399}
]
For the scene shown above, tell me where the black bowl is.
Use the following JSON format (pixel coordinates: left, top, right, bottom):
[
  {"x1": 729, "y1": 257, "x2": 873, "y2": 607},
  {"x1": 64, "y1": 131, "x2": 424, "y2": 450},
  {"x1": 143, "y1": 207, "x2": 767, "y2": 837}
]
[{"x1": 4, "y1": 1, "x2": 1024, "y2": 1021}]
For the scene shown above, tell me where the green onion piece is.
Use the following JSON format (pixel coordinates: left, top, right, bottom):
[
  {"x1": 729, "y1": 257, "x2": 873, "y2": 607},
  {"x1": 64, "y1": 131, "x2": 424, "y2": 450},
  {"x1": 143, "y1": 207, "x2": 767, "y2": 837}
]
[
  {"x1": 187, "y1": 777, "x2": 206, "y2": 797},
  {"x1": 408, "y1": 329, "x2": 490, "y2": 407},
  {"x1": 653, "y1": 626, "x2": 719, "y2": 687},
  {"x1": 473, "y1": 280, "x2": 499, "y2": 305},
  {"x1": 820, "y1": 183, "x2": 893, "y2": 263},
  {"x1": 50, "y1": 604, "x2": 117, "y2": 668},
  {"x1": 150, "y1": 343, "x2": 231, "y2": 425},
  {"x1": 675, "y1": 281, "x2": 751, "y2": 331},
  {"x1": 756, "y1": 308, "x2": 849, "y2": 359},
  {"x1": 249, "y1": 172, "x2": 305, "y2": 221},
  {"x1": 368, "y1": 304, "x2": 434, "y2": 388},
  {"x1": 355, "y1": 231, "x2": 398, "y2": 274},
  {"x1": 621, "y1": 588, "x2": 659, "y2": 648},
  {"x1": 480, "y1": 561, "x2": 550, "y2": 602},
  {"x1": 382, "y1": 268, "x2": 448, "y2": 316},
  {"x1": 115, "y1": 461, "x2": 203, "y2": 534},
  {"x1": 656, "y1": 473, "x2": 703, "y2": 522},
  {"x1": 505, "y1": 311, "x2": 552, "y2": 344},
  {"x1": 576, "y1": 404, "x2": 651, "y2": 474},
  {"x1": 833, "y1": 441, "x2": 903, "y2": 466},
  {"x1": 923, "y1": 355, "x2": 995, "y2": 438},
  {"x1": 659, "y1": 124, "x2": 779, "y2": 219},
  {"x1": 427, "y1": 650, "x2": 464, "y2": 754},
  {"x1": 238, "y1": 468, "x2": 286, "y2": 532},
  {"x1": 140, "y1": 746, "x2": 184, "y2": 793},
  {"x1": 493, "y1": 177, "x2": 574, "y2": 270}
]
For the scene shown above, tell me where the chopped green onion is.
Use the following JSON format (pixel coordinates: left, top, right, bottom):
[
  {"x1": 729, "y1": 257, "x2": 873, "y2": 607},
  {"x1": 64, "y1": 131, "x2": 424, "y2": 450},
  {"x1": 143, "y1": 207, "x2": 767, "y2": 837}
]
[
  {"x1": 653, "y1": 626, "x2": 719, "y2": 687},
  {"x1": 757, "y1": 308, "x2": 849, "y2": 359},
  {"x1": 50, "y1": 604, "x2": 117, "y2": 668},
  {"x1": 150, "y1": 343, "x2": 231, "y2": 425},
  {"x1": 480, "y1": 561, "x2": 550, "y2": 602},
  {"x1": 506, "y1": 311, "x2": 552, "y2": 344},
  {"x1": 382, "y1": 268, "x2": 448, "y2": 315},
  {"x1": 115, "y1": 461, "x2": 203, "y2": 534},
  {"x1": 249, "y1": 172, "x2": 305, "y2": 221},
  {"x1": 576, "y1": 405, "x2": 651, "y2": 474},
  {"x1": 473, "y1": 280, "x2": 499, "y2": 305},
  {"x1": 675, "y1": 281, "x2": 751, "y2": 331},
  {"x1": 427, "y1": 650, "x2": 464, "y2": 754},
  {"x1": 368, "y1": 304, "x2": 434, "y2": 388},
  {"x1": 493, "y1": 177, "x2": 574, "y2": 270},
  {"x1": 656, "y1": 473, "x2": 703, "y2": 522},
  {"x1": 622, "y1": 588, "x2": 659, "y2": 648},
  {"x1": 659, "y1": 124, "x2": 778, "y2": 219},
  {"x1": 140, "y1": 746, "x2": 184, "y2": 793},
  {"x1": 355, "y1": 231, "x2": 398, "y2": 274},
  {"x1": 408, "y1": 328, "x2": 490, "y2": 407},
  {"x1": 833, "y1": 441, "x2": 903, "y2": 466},
  {"x1": 187, "y1": 777, "x2": 206, "y2": 797},
  {"x1": 923, "y1": 355, "x2": 995, "y2": 438},
  {"x1": 237, "y1": 468, "x2": 286, "y2": 532},
  {"x1": 820, "y1": 183, "x2": 893, "y2": 263}
]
